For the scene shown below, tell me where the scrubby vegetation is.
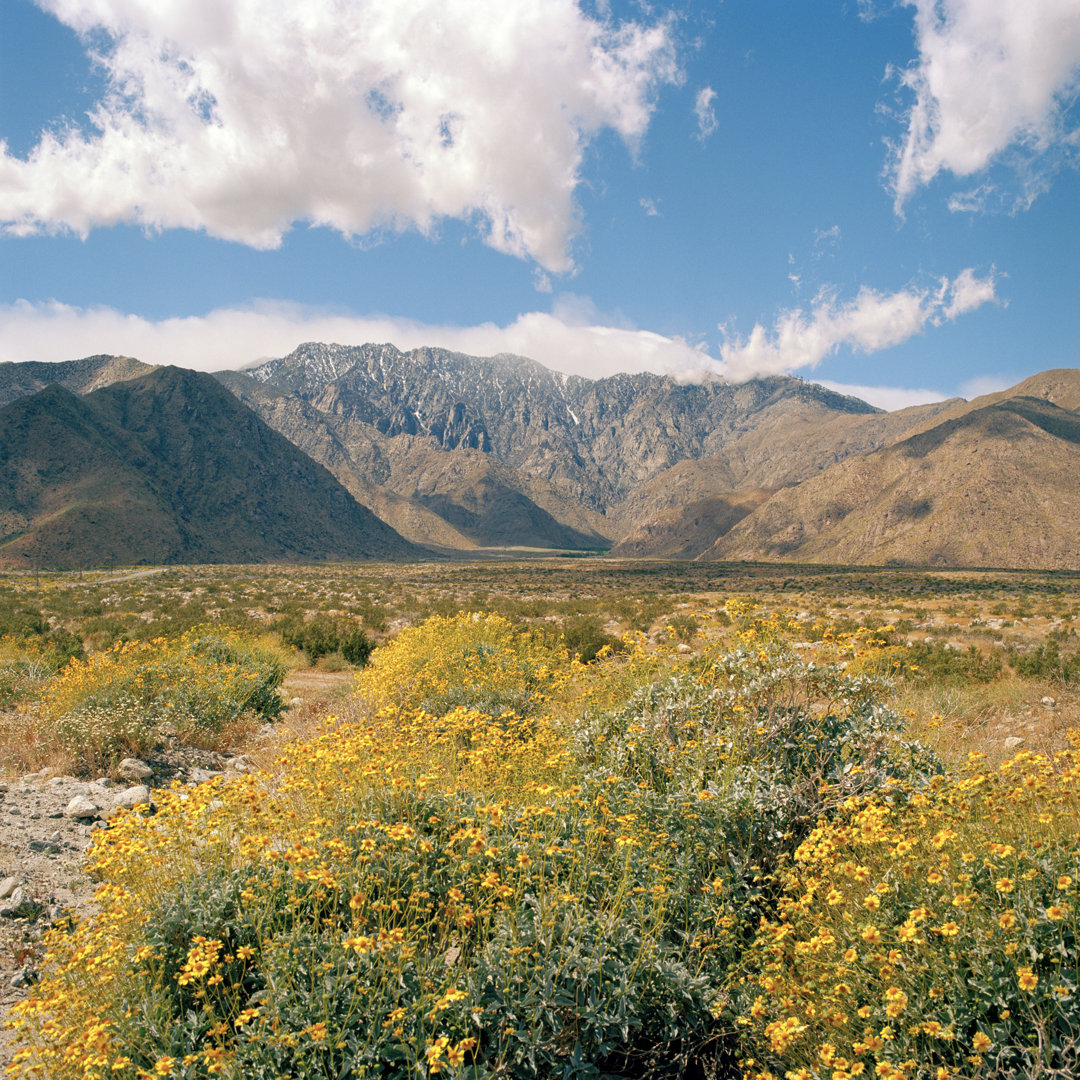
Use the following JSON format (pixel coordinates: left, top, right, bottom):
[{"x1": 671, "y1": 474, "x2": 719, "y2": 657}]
[
  {"x1": 0, "y1": 561, "x2": 1077, "y2": 1077},
  {"x1": 276, "y1": 613, "x2": 375, "y2": 668},
  {"x1": 39, "y1": 629, "x2": 286, "y2": 770}
]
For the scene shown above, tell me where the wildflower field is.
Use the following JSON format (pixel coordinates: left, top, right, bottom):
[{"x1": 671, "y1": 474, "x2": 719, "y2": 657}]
[{"x1": 0, "y1": 561, "x2": 1078, "y2": 1079}]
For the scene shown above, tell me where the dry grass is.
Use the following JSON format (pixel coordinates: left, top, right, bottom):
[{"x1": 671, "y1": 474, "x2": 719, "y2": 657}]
[
  {"x1": 0, "y1": 708, "x2": 78, "y2": 778},
  {"x1": 897, "y1": 676, "x2": 1078, "y2": 765}
]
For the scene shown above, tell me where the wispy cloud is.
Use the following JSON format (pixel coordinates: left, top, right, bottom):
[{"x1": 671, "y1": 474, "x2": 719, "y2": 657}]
[
  {"x1": 694, "y1": 86, "x2": 718, "y2": 141},
  {"x1": 889, "y1": 0, "x2": 1080, "y2": 212},
  {"x1": 639, "y1": 197, "x2": 661, "y2": 217},
  {"x1": 0, "y1": 1, "x2": 681, "y2": 271},
  {"x1": 1, "y1": 292, "x2": 996, "y2": 411},
  {"x1": 812, "y1": 224, "x2": 841, "y2": 255},
  {"x1": 718, "y1": 269, "x2": 998, "y2": 381}
]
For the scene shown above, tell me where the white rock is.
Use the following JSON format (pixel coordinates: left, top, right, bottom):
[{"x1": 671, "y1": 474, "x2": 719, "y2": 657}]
[
  {"x1": 64, "y1": 795, "x2": 100, "y2": 820},
  {"x1": 118, "y1": 758, "x2": 154, "y2": 781},
  {"x1": 112, "y1": 786, "x2": 151, "y2": 811},
  {"x1": 0, "y1": 889, "x2": 28, "y2": 916},
  {"x1": 1041, "y1": 696, "x2": 1057, "y2": 709},
  {"x1": 0, "y1": 876, "x2": 18, "y2": 900},
  {"x1": 1003, "y1": 736, "x2": 1025, "y2": 750}
]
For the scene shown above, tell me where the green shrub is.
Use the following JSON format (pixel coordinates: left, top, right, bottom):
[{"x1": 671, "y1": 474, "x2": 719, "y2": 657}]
[
  {"x1": 41, "y1": 628, "x2": 285, "y2": 768},
  {"x1": 560, "y1": 614, "x2": 625, "y2": 664},
  {"x1": 278, "y1": 614, "x2": 374, "y2": 667},
  {"x1": 1009, "y1": 634, "x2": 1080, "y2": 685},
  {"x1": 905, "y1": 640, "x2": 1004, "y2": 683}
]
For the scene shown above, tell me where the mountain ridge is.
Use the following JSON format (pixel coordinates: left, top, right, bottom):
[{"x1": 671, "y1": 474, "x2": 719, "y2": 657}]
[{"x1": 0, "y1": 366, "x2": 421, "y2": 568}]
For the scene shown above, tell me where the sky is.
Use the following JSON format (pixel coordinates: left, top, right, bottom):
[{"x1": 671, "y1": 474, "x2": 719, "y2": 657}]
[{"x1": 1, "y1": 0, "x2": 1079, "y2": 410}]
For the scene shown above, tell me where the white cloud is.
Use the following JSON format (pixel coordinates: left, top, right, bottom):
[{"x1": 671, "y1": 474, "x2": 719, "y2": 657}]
[
  {"x1": 0, "y1": 298, "x2": 717, "y2": 382},
  {"x1": 718, "y1": 269, "x2": 997, "y2": 381},
  {"x1": 0, "y1": 1, "x2": 680, "y2": 271},
  {"x1": 889, "y1": 0, "x2": 1080, "y2": 212},
  {"x1": 960, "y1": 374, "x2": 1016, "y2": 399},
  {"x1": 639, "y1": 196, "x2": 661, "y2": 216},
  {"x1": 694, "y1": 85, "x2": 718, "y2": 140},
  {"x1": 818, "y1": 380, "x2": 951, "y2": 411},
  {"x1": 941, "y1": 266, "x2": 1000, "y2": 320},
  {"x1": 812, "y1": 224, "x2": 841, "y2": 254}
]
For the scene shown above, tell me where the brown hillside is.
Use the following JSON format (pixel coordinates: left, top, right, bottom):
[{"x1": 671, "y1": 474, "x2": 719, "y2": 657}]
[{"x1": 703, "y1": 394, "x2": 1080, "y2": 569}]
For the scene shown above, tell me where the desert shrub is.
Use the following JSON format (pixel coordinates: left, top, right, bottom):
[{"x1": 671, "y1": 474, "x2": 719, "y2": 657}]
[
  {"x1": 905, "y1": 640, "x2": 1004, "y2": 683},
  {"x1": 560, "y1": 614, "x2": 625, "y2": 664},
  {"x1": 355, "y1": 611, "x2": 571, "y2": 718},
  {"x1": 0, "y1": 636, "x2": 54, "y2": 707},
  {"x1": 0, "y1": 630, "x2": 85, "y2": 707},
  {"x1": 575, "y1": 642, "x2": 940, "y2": 913},
  {"x1": 21, "y1": 608, "x2": 1073, "y2": 1080},
  {"x1": 278, "y1": 613, "x2": 375, "y2": 667},
  {"x1": 40, "y1": 628, "x2": 285, "y2": 767},
  {"x1": 10, "y1": 627, "x2": 941, "y2": 1080},
  {"x1": 664, "y1": 613, "x2": 699, "y2": 642},
  {"x1": 1008, "y1": 634, "x2": 1080, "y2": 685}
]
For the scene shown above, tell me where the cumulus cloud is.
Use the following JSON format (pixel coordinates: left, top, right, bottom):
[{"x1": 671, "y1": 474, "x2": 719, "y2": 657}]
[
  {"x1": 0, "y1": 0, "x2": 680, "y2": 270},
  {"x1": 718, "y1": 269, "x2": 997, "y2": 381},
  {"x1": 694, "y1": 85, "x2": 718, "y2": 140},
  {"x1": 889, "y1": 0, "x2": 1080, "y2": 211},
  {"x1": 0, "y1": 298, "x2": 716, "y2": 382}
]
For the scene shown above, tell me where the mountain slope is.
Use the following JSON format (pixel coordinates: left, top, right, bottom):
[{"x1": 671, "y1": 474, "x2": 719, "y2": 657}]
[
  {"x1": 703, "y1": 391, "x2": 1080, "y2": 569},
  {"x1": 0, "y1": 355, "x2": 155, "y2": 408},
  {"x1": 0, "y1": 367, "x2": 419, "y2": 568}
]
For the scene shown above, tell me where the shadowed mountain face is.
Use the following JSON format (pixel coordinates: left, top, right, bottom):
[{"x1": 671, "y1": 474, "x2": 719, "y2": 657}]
[{"x1": 0, "y1": 366, "x2": 420, "y2": 568}]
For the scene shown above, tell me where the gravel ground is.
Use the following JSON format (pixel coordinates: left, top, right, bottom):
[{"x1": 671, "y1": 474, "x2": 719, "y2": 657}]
[{"x1": 0, "y1": 745, "x2": 252, "y2": 1070}]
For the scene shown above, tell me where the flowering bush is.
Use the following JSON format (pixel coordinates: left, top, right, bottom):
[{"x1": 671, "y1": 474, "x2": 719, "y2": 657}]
[
  {"x1": 8, "y1": 608, "x2": 1079, "y2": 1080},
  {"x1": 355, "y1": 611, "x2": 572, "y2": 719},
  {"x1": 734, "y1": 739, "x2": 1080, "y2": 1079},
  {"x1": 40, "y1": 628, "x2": 285, "y2": 767}
]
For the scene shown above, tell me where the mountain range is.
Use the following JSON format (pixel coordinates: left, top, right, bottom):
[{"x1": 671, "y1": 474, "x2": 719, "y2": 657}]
[{"x1": 0, "y1": 344, "x2": 1076, "y2": 569}]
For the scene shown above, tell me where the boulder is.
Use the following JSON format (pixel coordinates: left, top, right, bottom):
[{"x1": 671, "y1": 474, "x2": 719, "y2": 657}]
[
  {"x1": 112, "y1": 786, "x2": 151, "y2": 811},
  {"x1": 118, "y1": 758, "x2": 154, "y2": 782},
  {"x1": 64, "y1": 795, "x2": 100, "y2": 820}
]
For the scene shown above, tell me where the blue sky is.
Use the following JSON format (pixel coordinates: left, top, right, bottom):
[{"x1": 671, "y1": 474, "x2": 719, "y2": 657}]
[{"x1": 1, "y1": 0, "x2": 1079, "y2": 408}]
